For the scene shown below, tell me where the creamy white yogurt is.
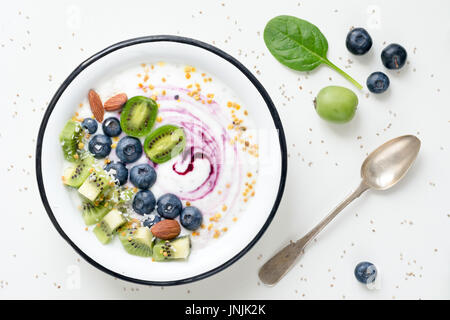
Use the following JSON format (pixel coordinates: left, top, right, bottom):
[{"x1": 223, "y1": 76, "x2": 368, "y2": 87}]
[{"x1": 67, "y1": 61, "x2": 259, "y2": 248}]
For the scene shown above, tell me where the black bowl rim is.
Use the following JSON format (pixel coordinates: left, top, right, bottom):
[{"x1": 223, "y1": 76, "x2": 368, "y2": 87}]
[{"x1": 35, "y1": 35, "x2": 287, "y2": 286}]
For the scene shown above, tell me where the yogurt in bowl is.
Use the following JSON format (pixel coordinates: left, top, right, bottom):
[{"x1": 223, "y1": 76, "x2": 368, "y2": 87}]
[
  {"x1": 37, "y1": 37, "x2": 286, "y2": 284},
  {"x1": 65, "y1": 61, "x2": 259, "y2": 253}
]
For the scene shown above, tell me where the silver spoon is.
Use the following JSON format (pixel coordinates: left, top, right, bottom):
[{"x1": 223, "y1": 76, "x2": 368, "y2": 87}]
[{"x1": 258, "y1": 135, "x2": 421, "y2": 286}]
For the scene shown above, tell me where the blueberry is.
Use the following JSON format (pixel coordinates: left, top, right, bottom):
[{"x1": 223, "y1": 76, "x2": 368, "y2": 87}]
[
  {"x1": 132, "y1": 190, "x2": 156, "y2": 215},
  {"x1": 367, "y1": 72, "x2": 390, "y2": 94},
  {"x1": 156, "y1": 193, "x2": 183, "y2": 219},
  {"x1": 180, "y1": 206, "x2": 203, "y2": 231},
  {"x1": 381, "y1": 43, "x2": 407, "y2": 70},
  {"x1": 88, "y1": 134, "x2": 112, "y2": 159},
  {"x1": 354, "y1": 262, "x2": 377, "y2": 284},
  {"x1": 116, "y1": 136, "x2": 142, "y2": 163},
  {"x1": 81, "y1": 118, "x2": 98, "y2": 134},
  {"x1": 346, "y1": 28, "x2": 372, "y2": 55},
  {"x1": 130, "y1": 164, "x2": 157, "y2": 189},
  {"x1": 102, "y1": 117, "x2": 122, "y2": 137},
  {"x1": 104, "y1": 161, "x2": 128, "y2": 185},
  {"x1": 143, "y1": 213, "x2": 162, "y2": 228}
]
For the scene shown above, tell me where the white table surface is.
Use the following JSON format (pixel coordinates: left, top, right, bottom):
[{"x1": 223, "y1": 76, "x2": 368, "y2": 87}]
[{"x1": 1, "y1": 0, "x2": 449, "y2": 300}]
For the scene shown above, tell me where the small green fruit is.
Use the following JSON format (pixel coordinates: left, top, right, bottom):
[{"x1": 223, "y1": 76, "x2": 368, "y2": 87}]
[{"x1": 314, "y1": 86, "x2": 358, "y2": 123}]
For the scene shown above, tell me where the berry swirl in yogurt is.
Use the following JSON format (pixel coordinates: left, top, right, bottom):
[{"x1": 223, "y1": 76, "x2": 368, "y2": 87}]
[{"x1": 139, "y1": 63, "x2": 259, "y2": 242}]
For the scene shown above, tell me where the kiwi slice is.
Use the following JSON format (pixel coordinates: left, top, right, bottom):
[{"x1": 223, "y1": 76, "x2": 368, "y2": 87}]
[
  {"x1": 118, "y1": 223, "x2": 154, "y2": 257},
  {"x1": 144, "y1": 125, "x2": 186, "y2": 164},
  {"x1": 120, "y1": 96, "x2": 158, "y2": 137},
  {"x1": 93, "y1": 209, "x2": 126, "y2": 244},
  {"x1": 62, "y1": 154, "x2": 95, "y2": 188},
  {"x1": 59, "y1": 120, "x2": 83, "y2": 162},
  {"x1": 153, "y1": 235, "x2": 191, "y2": 261},
  {"x1": 81, "y1": 201, "x2": 111, "y2": 226}
]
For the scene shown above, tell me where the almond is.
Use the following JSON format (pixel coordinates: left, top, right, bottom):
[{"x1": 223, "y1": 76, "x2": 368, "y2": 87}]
[
  {"x1": 151, "y1": 219, "x2": 181, "y2": 240},
  {"x1": 88, "y1": 89, "x2": 104, "y2": 122},
  {"x1": 104, "y1": 93, "x2": 128, "y2": 111}
]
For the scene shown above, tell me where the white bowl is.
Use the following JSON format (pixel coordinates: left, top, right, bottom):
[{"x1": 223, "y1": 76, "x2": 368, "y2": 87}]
[{"x1": 36, "y1": 36, "x2": 287, "y2": 285}]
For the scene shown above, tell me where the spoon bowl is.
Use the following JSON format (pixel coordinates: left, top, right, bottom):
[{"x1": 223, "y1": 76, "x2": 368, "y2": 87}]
[{"x1": 361, "y1": 135, "x2": 421, "y2": 190}]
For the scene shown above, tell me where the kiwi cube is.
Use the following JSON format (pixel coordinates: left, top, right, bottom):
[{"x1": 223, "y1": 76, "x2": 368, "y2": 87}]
[
  {"x1": 153, "y1": 235, "x2": 191, "y2": 261},
  {"x1": 78, "y1": 179, "x2": 101, "y2": 202},
  {"x1": 93, "y1": 226, "x2": 111, "y2": 244},
  {"x1": 81, "y1": 201, "x2": 111, "y2": 226},
  {"x1": 62, "y1": 154, "x2": 95, "y2": 188},
  {"x1": 93, "y1": 209, "x2": 126, "y2": 244},
  {"x1": 119, "y1": 226, "x2": 154, "y2": 257},
  {"x1": 78, "y1": 168, "x2": 113, "y2": 202},
  {"x1": 59, "y1": 120, "x2": 83, "y2": 162}
]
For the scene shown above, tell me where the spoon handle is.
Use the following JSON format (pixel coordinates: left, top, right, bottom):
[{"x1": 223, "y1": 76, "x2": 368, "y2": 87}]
[{"x1": 258, "y1": 181, "x2": 369, "y2": 286}]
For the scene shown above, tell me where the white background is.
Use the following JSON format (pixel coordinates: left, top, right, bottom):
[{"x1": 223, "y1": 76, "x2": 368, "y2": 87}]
[{"x1": 0, "y1": 0, "x2": 449, "y2": 299}]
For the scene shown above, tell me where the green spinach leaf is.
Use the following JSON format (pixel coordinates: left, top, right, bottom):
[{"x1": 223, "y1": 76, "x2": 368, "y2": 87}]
[{"x1": 264, "y1": 15, "x2": 362, "y2": 89}]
